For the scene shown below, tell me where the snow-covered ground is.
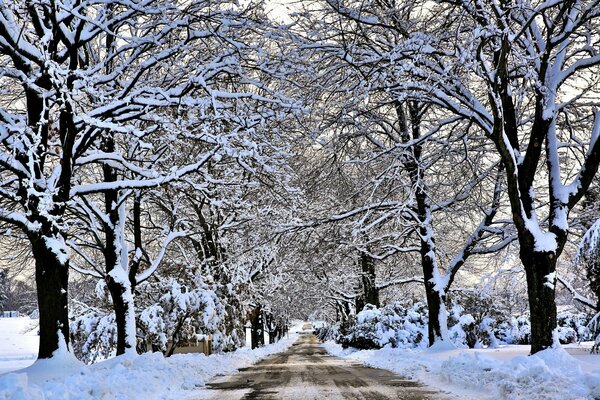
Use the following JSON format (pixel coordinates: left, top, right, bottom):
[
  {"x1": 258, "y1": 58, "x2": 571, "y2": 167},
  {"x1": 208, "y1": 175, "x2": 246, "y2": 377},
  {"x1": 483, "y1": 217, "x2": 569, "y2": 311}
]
[
  {"x1": 323, "y1": 341, "x2": 600, "y2": 400},
  {"x1": 0, "y1": 317, "x2": 38, "y2": 375},
  {"x1": 0, "y1": 316, "x2": 298, "y2": 400}
]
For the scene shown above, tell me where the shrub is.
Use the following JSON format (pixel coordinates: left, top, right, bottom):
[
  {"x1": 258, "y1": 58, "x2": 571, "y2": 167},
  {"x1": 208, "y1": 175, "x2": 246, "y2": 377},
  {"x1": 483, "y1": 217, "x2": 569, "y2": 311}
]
[{"x1": 340, "y1": 302, "x2": 428, "y2": 349}]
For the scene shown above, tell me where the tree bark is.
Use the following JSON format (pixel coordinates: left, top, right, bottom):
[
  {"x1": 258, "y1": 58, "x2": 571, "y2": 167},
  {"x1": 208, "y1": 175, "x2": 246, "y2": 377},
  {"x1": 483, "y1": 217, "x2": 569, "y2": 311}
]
[
  {"x1": 102, "y1": 135, "x2": 136, "y2": 355},
  {"x1": 395, "y1": 101, "x2": 449, "y2": 346},
  {"x1": 359, "y1": 251, "x2": 380, "y2": 308},
  {"x1": 250, "y1": 306, "x2": 264, "y2": 349},
  {"x1": 31, "y1": 234, "x2": 70, "y2": 359},
  {"x1": 106, "y1": 266, "x2": 136, "y2": 355},
  {"x1": 520, "y1": 240, "x2": 558, "y2": 353},
  {"x1": 421, "y1": 249, "x2": 447, "y2": 346}
]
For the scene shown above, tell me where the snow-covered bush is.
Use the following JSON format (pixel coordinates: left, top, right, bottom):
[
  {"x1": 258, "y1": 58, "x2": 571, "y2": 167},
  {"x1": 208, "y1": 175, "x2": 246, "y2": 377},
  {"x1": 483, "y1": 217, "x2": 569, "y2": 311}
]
[
  {"x1": 491, "y1": 311, "x2": 593, "y2": 345},
  {"x1": 70, "y1": 302, "x2": 118, "y2": 364},
  {"x1": 327, "y1": 299, "x2": 598, "y2": 350},
  {"x1": 494, "y1": 315, "x2": 531, "y2": 345},
  {"x1": 557, "y1": 311, "x2": 592, "y2": 344},
  {"x1": 448, "y1": 305, "x2": 478, "y2": 348},
  {"x1": 340, "y1": 302, "x2": 428, "y2": 349},
  {"x1": 315, "y1": 323, "x2": 342, "y2": 342},
  {"x1": 137, "y1": 276, "x2": 224, "y2": 356}
]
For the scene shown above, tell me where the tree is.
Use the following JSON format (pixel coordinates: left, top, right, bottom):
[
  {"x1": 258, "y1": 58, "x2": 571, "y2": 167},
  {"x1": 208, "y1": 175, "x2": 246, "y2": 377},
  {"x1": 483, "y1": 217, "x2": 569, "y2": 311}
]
[
  {"x1": 0, "y1": 0, "x2": 270, "y2": 358},
  {"x1": 388, "y1": 0, "x2": 600, "y2": 352}
]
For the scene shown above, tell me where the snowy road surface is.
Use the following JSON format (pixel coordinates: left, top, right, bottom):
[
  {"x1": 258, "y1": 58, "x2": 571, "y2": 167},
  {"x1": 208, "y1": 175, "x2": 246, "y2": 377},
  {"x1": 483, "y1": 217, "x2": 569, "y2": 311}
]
[{"x1": 204, "y1": 334, "x2": 448, "y2": 400}]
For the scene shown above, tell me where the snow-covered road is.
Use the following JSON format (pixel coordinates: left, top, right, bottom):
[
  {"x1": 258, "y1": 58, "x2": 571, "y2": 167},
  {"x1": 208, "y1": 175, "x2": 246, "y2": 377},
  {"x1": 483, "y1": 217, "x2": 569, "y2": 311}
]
[{"x1": 203, "y1": 334, "x2": 448, "y2": 400}]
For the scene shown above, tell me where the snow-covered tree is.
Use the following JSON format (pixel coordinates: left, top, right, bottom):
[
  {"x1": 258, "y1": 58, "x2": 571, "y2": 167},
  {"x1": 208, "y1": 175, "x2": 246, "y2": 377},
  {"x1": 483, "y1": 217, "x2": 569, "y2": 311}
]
[
  {"x1": 0, "y1": 0, "x2": 297, "y2": 359},
  {"x1": 382, "y1": 0, "x2": 600, "y2": 353}
]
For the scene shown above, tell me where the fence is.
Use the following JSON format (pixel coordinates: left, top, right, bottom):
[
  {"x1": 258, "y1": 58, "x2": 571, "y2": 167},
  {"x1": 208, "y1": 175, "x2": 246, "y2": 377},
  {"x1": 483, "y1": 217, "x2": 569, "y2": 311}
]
[{"x1": 172, "y1": 335, "x2": 213, "y2": 356}]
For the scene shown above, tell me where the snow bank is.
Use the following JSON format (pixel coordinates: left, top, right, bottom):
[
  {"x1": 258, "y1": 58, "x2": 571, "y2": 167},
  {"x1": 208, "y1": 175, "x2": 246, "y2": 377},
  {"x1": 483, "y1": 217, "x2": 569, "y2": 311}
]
[
  {"x1": 323, "y1": 341, "x2": 600, "y2": 399},
  {"x1": 0, "y1": 334, "x2": 297, "y2": 400}
]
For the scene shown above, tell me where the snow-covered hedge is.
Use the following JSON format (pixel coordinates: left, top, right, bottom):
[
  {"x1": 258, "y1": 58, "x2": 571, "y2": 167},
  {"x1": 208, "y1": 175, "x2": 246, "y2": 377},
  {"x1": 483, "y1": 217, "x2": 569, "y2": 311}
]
[
  {"x1": 69, "y1": 275, "x2": 226, "y2": 362},
  {"x1": 314, "y1": 323, "x2": 343, "y2": 343},
  {"x1": 493, "y1": 311, "x2": 593, "y2": 345},
  {"x1": 328, "y1": 303, "x2": 596, "y2": 350},
  {"x1": 339, "y1": 302, "x2": 428, "y2": 349}
]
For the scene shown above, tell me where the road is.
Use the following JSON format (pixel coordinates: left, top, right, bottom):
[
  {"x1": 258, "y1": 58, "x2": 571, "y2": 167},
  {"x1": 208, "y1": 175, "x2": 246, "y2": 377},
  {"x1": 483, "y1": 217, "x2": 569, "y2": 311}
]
[{"x1": 204, "y1": 334, "x2": 448, "y2": 400}]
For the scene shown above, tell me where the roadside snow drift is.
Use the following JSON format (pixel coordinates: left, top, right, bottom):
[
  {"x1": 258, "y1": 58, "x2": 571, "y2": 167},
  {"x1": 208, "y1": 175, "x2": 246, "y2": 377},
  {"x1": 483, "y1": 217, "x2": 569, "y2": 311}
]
[
  {"x1": 323, "y1": 341, "x2": 600, "y2": 400},
  {"x1": 0, "y1": 334, "x2": 297, "y2": 400}
]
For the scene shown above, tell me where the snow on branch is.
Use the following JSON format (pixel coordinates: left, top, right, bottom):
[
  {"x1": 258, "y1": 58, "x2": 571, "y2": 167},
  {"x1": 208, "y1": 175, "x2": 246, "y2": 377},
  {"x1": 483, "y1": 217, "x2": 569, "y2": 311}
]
[{"x1": 556, "y1": 274, "x2": 597, "y2": 310}]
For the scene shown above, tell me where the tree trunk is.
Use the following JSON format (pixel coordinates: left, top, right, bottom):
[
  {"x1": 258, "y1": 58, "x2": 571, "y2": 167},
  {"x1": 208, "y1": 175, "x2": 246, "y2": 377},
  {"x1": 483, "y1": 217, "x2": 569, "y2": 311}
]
[
  {"x1": 32, "y1": 234, "x2": 70, "y2": 359},
  {"x1": 250, "y1": 306, "x2": 264, "y2": 349},
  {"x1": 395, "y1": 101, "x2": 449, "y2": 346},
  {"x1": 106, "y1": 270, "x2": 136, "y2": 355},
  {"x1": 360, "y1": 251, "x2": 380, "y2": 308},
  {"x1": 102, "y1": 134, "x2": 136, "y2": 355},
  {"x1": 265, "y1": 313, "x2": 277, "y2": 344},
  {"x1": 355, "y1": 292, "x2": 365, "y2": 314},
  {"x1": 520, "y1": 246, "x2": 558, "y2": 353},
  {"x1": 103, "y1": 209, "x2": 137, "y2": 356},
  {"x1": 421, "y1": 246, "x2": 448, "y2": 346}
]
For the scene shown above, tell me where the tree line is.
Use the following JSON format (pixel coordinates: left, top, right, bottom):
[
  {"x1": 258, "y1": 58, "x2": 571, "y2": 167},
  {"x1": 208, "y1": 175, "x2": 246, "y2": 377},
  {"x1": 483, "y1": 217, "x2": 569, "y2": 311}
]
[{"x1": 0, "y1": 0, "x2": 598, "y2": 361}]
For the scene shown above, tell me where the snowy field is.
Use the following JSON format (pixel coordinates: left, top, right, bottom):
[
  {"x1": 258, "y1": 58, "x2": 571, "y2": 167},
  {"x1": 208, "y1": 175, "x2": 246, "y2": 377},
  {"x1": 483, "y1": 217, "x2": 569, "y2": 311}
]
[
  {"x1": 0, "y1": 317, "x2": 298, "y2": 400},
  {"x1": 0, "y1": 318, "x2": 38, "y2": 375},
  {"x1": 323, "y1": 341, "x2": 600, "y2": 400}
]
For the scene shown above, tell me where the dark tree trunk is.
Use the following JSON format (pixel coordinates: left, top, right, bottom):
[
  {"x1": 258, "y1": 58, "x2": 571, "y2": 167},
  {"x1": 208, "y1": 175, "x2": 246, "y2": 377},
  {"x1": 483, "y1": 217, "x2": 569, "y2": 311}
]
[
  {"x1": 130, "y1": 192, "x2": 143, "y2": 291},
  {"x1": 265, "y1": 313, "x2": 280, "y2": 344},
  {"x1": 250, "y1": 306, "x2": 264, "y2": 349},
  {"x1": 520, "y1": 245, "x2": 558, "y2": 353},
  {"x1": 102, "y1": 135, "x2": 135, "y2": 356},
  {"x1": 269, "y1": 326, "x2": 278, "y2": 344},
  {"x1": 32, "y1": 235, "x2": 70, "y2": 359},
  {"x1": 396, "y1": 101, "x2": 448, "y2": 346},
  {"x1": 360, "y1": 251, "x2": 380, "y2": 308},
  {"x1": 106, "y1": 272, "x2": 133, "y2": 355},
  {"x1": 272, "y1": 324, "x2": 283, "y2": 343},
  {"x1": 420, "y1": 239, "x2": 446, "y2": 346},
  {"x1": 355, "y1": 293, "x2": 365, "y2": 313},
  {"x1": 25, "y1": 79, "x2": 73, "y2": 359},
  {"x1": 282, "y1": 319, "x2": 289, "y2": 337}
]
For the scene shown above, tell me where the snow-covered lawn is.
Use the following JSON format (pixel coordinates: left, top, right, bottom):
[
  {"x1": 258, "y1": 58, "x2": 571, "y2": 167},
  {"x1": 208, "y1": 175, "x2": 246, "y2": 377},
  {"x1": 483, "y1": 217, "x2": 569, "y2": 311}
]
[
  {"x1": 323, "y1": 341, "x2": 600, "y2": 400},
  {"x1": 0, "y1": 316, "x2": 298, "y2": 400},
  {"x1": 0, "y1": 317, "x2": 38, "y2": 375}
]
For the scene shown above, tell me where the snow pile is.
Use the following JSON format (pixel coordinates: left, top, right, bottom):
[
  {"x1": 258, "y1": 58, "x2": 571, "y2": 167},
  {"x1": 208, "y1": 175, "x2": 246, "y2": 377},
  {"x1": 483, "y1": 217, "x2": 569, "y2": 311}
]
[
  {"x1": 323, "y1": 341, "x2": 600, "y2": 399},
  {"x1": 439, "y1": 347, "x2": 594, "y2": 399},
  {"x1": 0, "y1": 334, "x2": 297, "y2": 400}
]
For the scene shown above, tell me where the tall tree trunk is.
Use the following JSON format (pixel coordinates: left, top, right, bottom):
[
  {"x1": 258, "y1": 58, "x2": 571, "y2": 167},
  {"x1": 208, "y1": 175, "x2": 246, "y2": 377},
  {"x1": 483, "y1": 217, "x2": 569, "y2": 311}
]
[
  {"x1": 422, "y1": 264, "x2": 447, "y2": 345},
  {"x1": 102, "y1": 135, "x2": 136, "y2": 355},
  {"x1": 396, "y1": 101, "x2": 449, "y2": 346},
  {"x1": 25, "y1": 77, "x2": 74, "y2": 359},
  {"x1": 359, "y1": 251, "x2": 379, "y2": 308},
  {"x1": 419, "y1": 220, "x2": 449, "y2": 346},
  {"x1": 520, "y1": 241, "x2": 558, "y2": 353},
  {"x1": 106, "y1": 268, "x2": 136, "y2": 355},
  {"x1": 32, "y1": 234, "x2": 70, "y2": 359},
  {"x1": 250, "y1": 306, "x2": 264, "y2": 349},
  {"x1": 265, "y1": 313, "x2": 277, "y2": 344},
  {"x1": 103, "y1": 201, "x2": 137, "y2": 355}
]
